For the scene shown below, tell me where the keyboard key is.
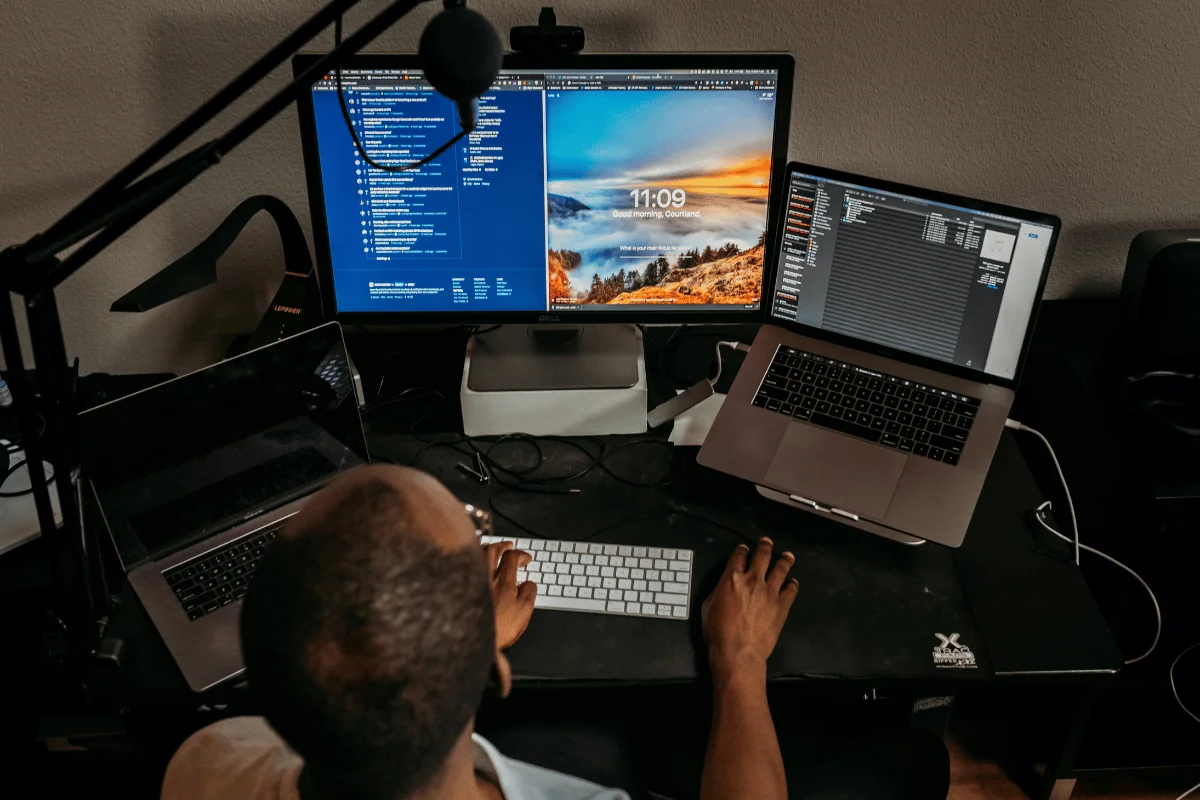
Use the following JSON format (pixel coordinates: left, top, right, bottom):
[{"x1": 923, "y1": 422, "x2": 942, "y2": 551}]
[
  {"x1": 549, "y1": 585, "x2": 564, "y2": 596},
  {"x1": 886, "y1": 422, "x2": 901, "y2": 434},
  {"x1": 640, "y1": 591, "x2": 655, "y2": 603},
  {"x1": 766, "y1": 399, "x2": 781, "y2": 412},
  {"x1": 580, "y1": 587, "x2": 593, "y2": 598},
  {"x1": 589, "y1": 544, "x2": 604, "y2": 554},
  {"x1": 881, "y1": 433, "x2": 900, "y2": 447},
  {"x1": 668, "y1": 560, "x2": 690, "y2": 571},
  {"x1": 870, "y1": 418, "x2": 886, "y2": 431},
  {"x1": 624, "y1": 590, "x2": 639, "y2": 602},
  {"x1": 943, "y1": 425, "x2": 970, "y2": 442},
  {"x1": 537, "y1": 595, "x2": 607, "y2": 613},
  {"x1": 566, "y1": 553, "x2": 580, "y2": 564},
  {"x1": 603, "y1": 577, "x2": 617, "y2": 588},
  {"x1": 546, "y1": 541, "x2": 561, "y2": 552},
  {"x1": 627, "y1": 603, "x2": 642, "y2": 614},
  {"x1": 939, "y1": 397, "x2": 956, "y2": 411},
  {"x1": 955, "y1": 402, "x2": 978, "y2": 418},
  {"x1": 649, "y1": 581, "x2": 663, "y2": 591},
  {"x1": 572, "y1": 575, "x2": 587, "y2": 587},
  {"x1": 914, "y1": 443, "x2": 929, "y2": 456},
  {"x1": 928, "y1": 447, "x2": 944, "y2": 461},
  {"x1": 634, "y1": 580, "x2": 647, "y2": 591},
  {"x1": 816, "y1": 401, "x2": 831, "y2": 414},
  {"x1": 601, "y1": 566, "x2": 615, "y2": 577},
  {"x1": 585, "y1": 565, "x2": 600, "y2": 576},
  {"x1": 664, "y1": 582, "x2": 688, "y2": 593},
  {"x1": 595, "y1": 589, "x2": 608, "y2": 599},
  {"x1": 655, "y1": 593, "x2": 688, "y2": 605},
  {"x1": 828, "y1": 406, "x2": 844, "y2": 418},
  {"x1": 657, "y1": 605, "x2": 673, "y2": 617},
  {"x1": 898, "y1": 438, "x2": 915, "y2": 452},
  {"x1": 915, "y1": 430, "x2": 930, "y2": 443},
  {"x1": 607, "y1": 600, "x2": 626, "y2": 613},
  {"x1": 898, "y1": 412, "x2": 913, "y2": 425},
  {"x1": 943, "y1": 452, "x2": 961, "y2": 466},
  {"x1": 913, "y1": 404, "x2": 929, "y2": 417},
  {"x1": 618, "y1": 578, "x2": 633, "y2": 589},
  {"x1": 929, "y1": 434, "x2": 964, "y2": 454},
  {"x1": 587, "y1": 576, "x2": 602, "y2": 587},
  {"x1": 672, "y1": 606, "x2": 687, "y2": 618},
  {"x1": 603, "y1": 545, "x2": 618, "y2": 555},
  {"x1": 808, "y1": 412, "x2": 882, "y2": 443},
  {"x1": 633, "y1": 547, "x2": 647, "y2": 557},
  {"x1": 900, "y1": 425, "x2": 915, "y2": 438},
  {"x1": 564, "y1": 586, "x2": 578, "y2": 597},
  {"x1": 663, "y1": 549, "x2": 676, "y2": 559}
]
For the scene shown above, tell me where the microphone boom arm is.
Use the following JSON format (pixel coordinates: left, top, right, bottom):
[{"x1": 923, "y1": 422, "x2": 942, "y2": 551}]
[{"x1": 0, "y1": 0, "x2": 436, "y2": 659}]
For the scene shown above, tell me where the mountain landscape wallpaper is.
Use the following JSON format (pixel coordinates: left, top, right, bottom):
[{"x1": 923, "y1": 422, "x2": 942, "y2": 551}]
[{"x1": 544, "y1": 88, "x2": 775, "y2": 307}]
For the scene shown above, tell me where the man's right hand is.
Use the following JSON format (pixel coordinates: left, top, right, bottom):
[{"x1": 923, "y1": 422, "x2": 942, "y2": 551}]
[{"x1": 701, "y1": 538, "x2": 798, "y2": 680}]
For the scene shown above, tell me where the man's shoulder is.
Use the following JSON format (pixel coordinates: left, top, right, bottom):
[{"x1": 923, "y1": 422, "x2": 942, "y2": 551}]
[
  {"x1": 162, "y1": 716, "x2": 302, "y2": 800},
  {"x1": 473, "y1": 734, "x2": 631, "y2": 800}
]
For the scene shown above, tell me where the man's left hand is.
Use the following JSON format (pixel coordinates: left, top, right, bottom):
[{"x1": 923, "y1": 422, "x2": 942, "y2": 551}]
[{"x1": 485, "y1": 541, "x2": 536, "y2": 649}]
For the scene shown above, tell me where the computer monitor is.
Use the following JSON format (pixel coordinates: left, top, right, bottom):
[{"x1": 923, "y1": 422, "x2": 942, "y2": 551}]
[
  {"x1": 295, "y1": 54, "x2": 794, "y2": 324},
  {"x1": 766, "y1": 164, "x2": 1059, "y2": 387}
]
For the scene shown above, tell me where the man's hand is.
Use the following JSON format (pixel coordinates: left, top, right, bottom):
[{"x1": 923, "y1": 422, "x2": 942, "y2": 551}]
[
  {"x1": 701, "y1": 537, "x2": 798, "y2": 680},
  {"x1": 485, "y1": 541, "x2": 537, "y2": 650}
]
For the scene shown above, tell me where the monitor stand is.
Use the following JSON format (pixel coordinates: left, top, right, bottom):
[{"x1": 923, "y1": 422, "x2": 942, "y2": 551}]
[{"x1": 461, "y1": 324, "x2": 648, "y2": 436}]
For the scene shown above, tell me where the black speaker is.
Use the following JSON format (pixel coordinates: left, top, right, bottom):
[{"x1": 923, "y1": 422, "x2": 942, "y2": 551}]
[{"x1": 1121, "y1": 230, "x2": 1200, "y2": 371}]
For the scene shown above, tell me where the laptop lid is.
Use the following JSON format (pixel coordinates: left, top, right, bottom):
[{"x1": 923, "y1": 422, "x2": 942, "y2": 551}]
[
  {"x1": 79, "y1": 322, "x2": 367, "y2": 570},
  {"x1": 765, "y1": 163, "x2": 1061, "y2": 389}
]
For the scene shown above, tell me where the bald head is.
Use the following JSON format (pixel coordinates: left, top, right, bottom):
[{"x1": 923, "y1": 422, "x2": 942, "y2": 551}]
[
  {"x1": 287, "y1": 464, "x2": 477, "y2": 553},
  {"x1": 241, "y1": 466, "x2": 496, "y2": 800}
]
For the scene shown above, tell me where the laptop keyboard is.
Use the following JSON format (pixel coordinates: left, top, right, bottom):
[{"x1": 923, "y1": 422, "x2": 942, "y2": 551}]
[
  {"x1": 163, "y1": 527, "x2": 281, "y2": 621},
  {"x1": 752, "y1": 345, "x2": 979, "y2": 466}
]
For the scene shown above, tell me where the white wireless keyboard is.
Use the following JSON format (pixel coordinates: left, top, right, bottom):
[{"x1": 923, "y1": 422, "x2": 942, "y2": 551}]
[{"x1": 478, "y1": 536, "x2": 693, "y2": 620}]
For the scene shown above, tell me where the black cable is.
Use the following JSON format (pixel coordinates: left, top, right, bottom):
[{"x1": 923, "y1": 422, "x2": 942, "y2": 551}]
[
  {"x1": 334, "y1": 16, "x2": 468, "y2": 173},
  {"x1": 361, "y1": 386, "x2": 446, "y2": 416}
]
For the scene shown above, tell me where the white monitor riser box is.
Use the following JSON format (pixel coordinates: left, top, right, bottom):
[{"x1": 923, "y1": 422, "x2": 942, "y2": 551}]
[{"x1": 460, "y1": 325, "x2": 648, "y2": 437}]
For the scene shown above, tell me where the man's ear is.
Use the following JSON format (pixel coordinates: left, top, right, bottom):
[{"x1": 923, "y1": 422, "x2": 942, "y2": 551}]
[{"x1": 494, "y1": 650, "x2": 512, "y2": 699}]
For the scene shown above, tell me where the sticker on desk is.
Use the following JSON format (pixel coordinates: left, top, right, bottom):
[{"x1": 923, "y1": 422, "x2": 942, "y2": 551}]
[{"x1": 932, "y1": 633, "x2": 977, "y2": 669}]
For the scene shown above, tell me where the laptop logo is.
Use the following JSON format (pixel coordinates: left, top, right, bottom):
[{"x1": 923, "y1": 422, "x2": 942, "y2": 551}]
[{"x1": 932, "y1": 633, "x2": 977, "y2": 669}]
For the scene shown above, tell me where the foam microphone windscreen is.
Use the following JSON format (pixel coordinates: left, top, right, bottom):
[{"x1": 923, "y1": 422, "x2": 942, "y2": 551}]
[{"x1": 418, "y1": 5, "x2": 502, "y2": 103}]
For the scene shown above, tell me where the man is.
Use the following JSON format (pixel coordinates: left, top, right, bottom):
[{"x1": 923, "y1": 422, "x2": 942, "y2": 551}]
[{"x1": 161, "y1": 465, "x2": 936, "y2": 800}]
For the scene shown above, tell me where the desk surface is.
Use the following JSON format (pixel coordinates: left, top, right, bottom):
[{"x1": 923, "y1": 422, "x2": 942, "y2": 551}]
[{"x1": 10, "y1": 317, "x2": 1125, "y2": 700}]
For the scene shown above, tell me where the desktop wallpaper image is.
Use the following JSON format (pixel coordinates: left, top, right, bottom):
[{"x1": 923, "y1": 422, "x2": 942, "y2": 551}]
[{"x1": 545, "y1": 89, "x2": 776, "y2": 307}]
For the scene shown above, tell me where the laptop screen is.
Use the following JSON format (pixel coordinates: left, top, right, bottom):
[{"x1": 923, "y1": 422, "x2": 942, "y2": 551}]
[
  {"x1": 768, "y1": 169, "x2": 1056, "y2": 380},
  {"x1": 79, "y1": 323, "x2": 367, "y2": 566}
]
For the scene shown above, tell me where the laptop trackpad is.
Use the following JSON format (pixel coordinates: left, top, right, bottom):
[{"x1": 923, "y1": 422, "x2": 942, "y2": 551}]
[{"x1": 764, "y1": 425, "x2": 907, "y2": 519}]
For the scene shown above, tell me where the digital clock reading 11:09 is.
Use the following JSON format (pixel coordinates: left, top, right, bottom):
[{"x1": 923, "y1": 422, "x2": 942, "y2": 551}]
[{"x1": 630, "y1": 188, "x2": 687, "y2": 208}]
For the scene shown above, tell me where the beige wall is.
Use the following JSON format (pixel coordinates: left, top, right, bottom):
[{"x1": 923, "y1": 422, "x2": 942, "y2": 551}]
[{"x1": 3, "y1": 0, "x2": 1198, "y2": 374}]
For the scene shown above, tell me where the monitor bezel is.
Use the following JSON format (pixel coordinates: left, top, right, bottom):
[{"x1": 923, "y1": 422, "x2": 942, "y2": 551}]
[
  {"x1": 293, "y1": 52, "x2": 794, "y2": 325},
  {"x1": 766, "y1": 162, "x2": 1062, "y2": 390}
]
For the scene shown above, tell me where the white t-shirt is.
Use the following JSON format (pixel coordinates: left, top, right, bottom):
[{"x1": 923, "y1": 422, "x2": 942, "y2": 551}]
[{"x1": 161, "y1": 716, "x2": 630, "y2": 800}]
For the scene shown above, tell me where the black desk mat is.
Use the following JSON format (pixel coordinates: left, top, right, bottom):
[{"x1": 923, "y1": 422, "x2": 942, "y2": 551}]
[{"x1": 370, "y1": 433, "x2": 992, "y2": 684}]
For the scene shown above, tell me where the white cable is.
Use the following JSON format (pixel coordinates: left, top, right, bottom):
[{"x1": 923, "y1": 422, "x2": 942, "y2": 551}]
[
  {"x1": 1170, "y1": 641, "x2": 1200, "y2": 725},
  {"x1": 1176, "y1": 781, "x2": 1200, "y2": 800},
  {"x1": 710, "y1": 341, "x2": 750, "y2": 388},
  {"x1": 1033, "y1": 502, "x2": 1160, "y2": 665},
  {"x1": 1006, "y1": 419, "x2": 1079, "y2": 566}
]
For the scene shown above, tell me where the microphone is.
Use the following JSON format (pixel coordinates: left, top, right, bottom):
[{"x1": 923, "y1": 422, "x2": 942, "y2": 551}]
[{"x1": 419, "y1": 0, "x2": 503, "y2": 133}]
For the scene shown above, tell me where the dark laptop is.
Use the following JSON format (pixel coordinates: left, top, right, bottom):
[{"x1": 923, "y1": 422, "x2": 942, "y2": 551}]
[
  {"x1": 79, "y1": 322, "x2": 367, "y2": 691},
  {"x1": 699, "y1": 163, "x2": 1060, "y2": 547}
]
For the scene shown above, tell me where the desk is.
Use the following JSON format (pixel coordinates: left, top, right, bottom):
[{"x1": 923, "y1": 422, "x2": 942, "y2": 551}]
[{"x1": 4, "y1": 318, "x2": 1125, "y2": 799}]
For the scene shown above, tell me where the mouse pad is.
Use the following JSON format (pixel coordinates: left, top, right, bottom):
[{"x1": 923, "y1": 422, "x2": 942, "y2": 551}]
[{"x1": 764, "y1": 425, "x2": 906, "y2": 519}]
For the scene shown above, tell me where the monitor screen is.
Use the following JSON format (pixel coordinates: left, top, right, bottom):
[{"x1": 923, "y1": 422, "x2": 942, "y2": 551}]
[
  {"x1": 768, "y1": 169, "x2": 1056, "y2": 381},
  {"x1": 300, "y1": 56, "x2": 791, "y2": 321}
]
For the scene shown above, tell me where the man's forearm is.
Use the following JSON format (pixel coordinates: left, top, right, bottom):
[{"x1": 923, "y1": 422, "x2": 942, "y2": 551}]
[{"x1": 700, "y1": 661, "x2": 787, "y2": 800}]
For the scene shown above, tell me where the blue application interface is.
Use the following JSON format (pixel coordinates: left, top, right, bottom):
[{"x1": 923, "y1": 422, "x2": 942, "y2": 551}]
[{"x1": 310, "y1": 68, "x2": 780, "y2": 314}]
